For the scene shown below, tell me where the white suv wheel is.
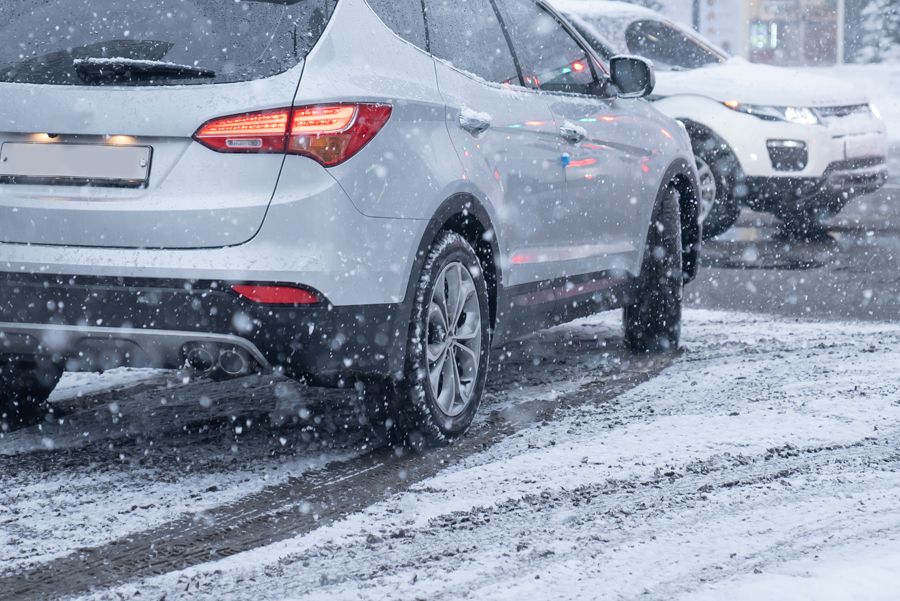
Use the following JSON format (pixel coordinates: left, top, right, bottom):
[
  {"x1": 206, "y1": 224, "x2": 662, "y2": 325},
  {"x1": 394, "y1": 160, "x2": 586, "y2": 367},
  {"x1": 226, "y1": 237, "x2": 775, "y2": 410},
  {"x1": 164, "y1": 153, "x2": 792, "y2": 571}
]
[{"x1": 695, "y1": 154, "x2": 718, "y2": 224}]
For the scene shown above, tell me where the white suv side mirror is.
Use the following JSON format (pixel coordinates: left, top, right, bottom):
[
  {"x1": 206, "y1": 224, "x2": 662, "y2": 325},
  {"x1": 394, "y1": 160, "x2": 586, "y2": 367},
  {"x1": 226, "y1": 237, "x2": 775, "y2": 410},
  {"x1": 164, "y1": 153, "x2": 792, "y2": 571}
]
[{"x1": 610, "y1": 55, "x2": 655, "y2": 98}]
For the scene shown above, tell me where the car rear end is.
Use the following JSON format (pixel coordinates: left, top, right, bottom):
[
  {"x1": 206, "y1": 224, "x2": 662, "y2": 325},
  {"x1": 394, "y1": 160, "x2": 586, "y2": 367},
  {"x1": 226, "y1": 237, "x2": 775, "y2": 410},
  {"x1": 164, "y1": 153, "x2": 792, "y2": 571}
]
[{"x1": 0, "y1": 0, "x2": 445, "y2": 385}]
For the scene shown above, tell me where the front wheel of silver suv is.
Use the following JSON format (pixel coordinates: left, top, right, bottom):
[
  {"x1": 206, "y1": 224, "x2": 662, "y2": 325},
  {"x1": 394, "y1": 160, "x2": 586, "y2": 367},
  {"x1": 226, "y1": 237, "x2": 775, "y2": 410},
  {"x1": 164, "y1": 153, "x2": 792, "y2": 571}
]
[
  {"x1": 624, "y1": 184, "x2": 684, "y2": 353},
  {"x1": 398, "y1": 232, "x2": 491, "y2": 447}
]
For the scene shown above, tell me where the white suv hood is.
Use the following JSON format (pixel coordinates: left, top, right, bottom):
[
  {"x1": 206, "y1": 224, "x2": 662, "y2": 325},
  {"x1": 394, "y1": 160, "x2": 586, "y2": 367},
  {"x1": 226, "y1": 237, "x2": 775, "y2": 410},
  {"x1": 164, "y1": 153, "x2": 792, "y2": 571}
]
[{"x1": 654, "y1": 58, "x2": 869, "y2": 107}]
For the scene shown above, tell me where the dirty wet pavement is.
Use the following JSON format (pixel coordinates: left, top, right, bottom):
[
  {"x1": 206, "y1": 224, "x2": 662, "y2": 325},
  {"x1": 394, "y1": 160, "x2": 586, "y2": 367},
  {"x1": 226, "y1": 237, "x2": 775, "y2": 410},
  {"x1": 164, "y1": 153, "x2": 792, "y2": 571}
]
[
  {"x1": 1, "y1": 316, "x2": 664, "y2": 600},
  {"x1": 689, "y1": 185, "x2": 900, "y2": 322},
  {"x1": 4, "y1": 187, "x2": 900, "y2": 600}
]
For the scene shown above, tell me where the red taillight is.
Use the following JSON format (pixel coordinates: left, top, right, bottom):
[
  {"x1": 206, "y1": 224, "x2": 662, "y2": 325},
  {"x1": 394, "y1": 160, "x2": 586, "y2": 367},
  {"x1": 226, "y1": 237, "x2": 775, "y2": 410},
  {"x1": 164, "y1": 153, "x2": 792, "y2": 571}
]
[
  {"x1": 232, "y1": 285, "x2": 319, "y2": 305},
  {"x1": 193, "y1": 109, "x2": 291, "y2": 152},
  {"x1": 288, "y1": 104, "x2": 392, "y2": 166},
  {"x1": 291, "y1": 105, "x2": 356, "y2": 133},
  {"x1": 193, "y1": 103, "x2": 392, "y2": 166}
]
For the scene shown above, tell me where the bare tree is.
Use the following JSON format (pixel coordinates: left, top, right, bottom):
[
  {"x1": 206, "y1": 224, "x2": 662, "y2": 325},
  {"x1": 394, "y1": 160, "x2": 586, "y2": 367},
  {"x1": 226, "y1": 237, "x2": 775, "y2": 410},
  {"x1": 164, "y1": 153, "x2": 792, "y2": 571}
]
[{"x1": 856, "y1": 0, "x2": 900, "y2": 62}]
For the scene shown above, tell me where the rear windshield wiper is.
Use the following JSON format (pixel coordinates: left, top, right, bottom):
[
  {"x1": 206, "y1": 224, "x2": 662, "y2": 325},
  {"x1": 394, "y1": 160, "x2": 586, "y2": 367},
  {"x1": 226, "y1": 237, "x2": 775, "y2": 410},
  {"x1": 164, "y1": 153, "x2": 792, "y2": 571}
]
[{"x1": 73, "y1": 58, "x2": 215, "y2": 84}]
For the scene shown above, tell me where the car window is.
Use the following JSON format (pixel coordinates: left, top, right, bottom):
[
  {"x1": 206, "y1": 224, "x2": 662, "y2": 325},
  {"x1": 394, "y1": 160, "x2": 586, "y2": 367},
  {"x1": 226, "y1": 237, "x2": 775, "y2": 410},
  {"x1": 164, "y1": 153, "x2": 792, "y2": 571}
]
[
  {"x1": 0, "y1": 0, "x2": 338, "y2": 86},
  {"x1": 566, "y1": 15, "x2": 633, "y2": 56},
  {"x1": 366, "y1": 0, "x2": 428, "y2": 51},
  {"x1": 625, "y1": 20, "x2": 726, "y2": 69},
  {"x1": 495, "y1": 0, "x2": 597, "y2": 95},
  {"x1": 423, "y1": 0, "x2": 519, "y2": 85},
  {"x1": 624, "y1": 20, "x2": 726, "y2": 69},
  {"x1": 565, "y1": 17, "x2": 615, "y2": 62},
  {"x1": 565, "y1": 14, "x2": 728, "y2": 72}
]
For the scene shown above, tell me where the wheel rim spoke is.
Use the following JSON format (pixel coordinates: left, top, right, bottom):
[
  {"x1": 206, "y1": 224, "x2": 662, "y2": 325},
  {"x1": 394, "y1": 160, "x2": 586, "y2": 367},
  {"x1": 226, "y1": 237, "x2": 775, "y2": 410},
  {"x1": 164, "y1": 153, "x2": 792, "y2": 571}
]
[
  {"x1": 426, "y1": 300, "x2": 447, "y2": 362},
  {"x1": 436, "y1": 346, "x2": 457, "y2": 414},
  {"x1": 453, "y1": 341, "x2": 478, "y2": 401},
  {"x1": 453, "y1": 324, "x2": 479, "y2": 341},
  {"x1": 694, "y1": 155, "x2": 717, "y2": 223},
  {"x1": 445, "y1": 264, "x2": 462, "y2": 332},
  {"x1": 449, "y1": 347, "x2": 464, "y2": 414},
  {"x1": 433, "y1": 270, "x2": 450, "y2": 330},
  {"x1": 428, "y1": 347, "x2": 445, "y2": 394}
]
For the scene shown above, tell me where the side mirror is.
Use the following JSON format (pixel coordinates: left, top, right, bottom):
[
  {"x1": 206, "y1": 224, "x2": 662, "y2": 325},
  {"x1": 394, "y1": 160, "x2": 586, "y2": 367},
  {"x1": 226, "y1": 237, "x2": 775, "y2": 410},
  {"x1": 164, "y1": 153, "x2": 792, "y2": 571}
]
[{"x1": 609, "y1": 55, "x2": 655, "y2": 98}]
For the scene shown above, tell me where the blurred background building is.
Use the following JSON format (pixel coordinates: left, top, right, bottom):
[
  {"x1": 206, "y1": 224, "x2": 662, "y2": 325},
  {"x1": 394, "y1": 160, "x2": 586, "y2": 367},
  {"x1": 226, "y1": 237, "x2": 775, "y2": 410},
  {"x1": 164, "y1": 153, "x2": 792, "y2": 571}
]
[{"x1": 651, "y1": 0, "x2": 897, "y2": 65}]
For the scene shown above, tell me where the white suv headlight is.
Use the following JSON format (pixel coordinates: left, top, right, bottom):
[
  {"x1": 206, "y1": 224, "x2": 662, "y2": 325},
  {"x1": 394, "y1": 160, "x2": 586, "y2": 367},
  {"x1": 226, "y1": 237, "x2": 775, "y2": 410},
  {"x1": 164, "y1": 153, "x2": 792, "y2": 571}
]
[
  {"x1": 723, "y1": 101, "x2": 821, "y2": 125},
  {"x1": 870, "y1": 103, "x2": 882, "y2": 119},
  {"x1": 780, "y1": 107, "x2": 819, "y2": 125}
]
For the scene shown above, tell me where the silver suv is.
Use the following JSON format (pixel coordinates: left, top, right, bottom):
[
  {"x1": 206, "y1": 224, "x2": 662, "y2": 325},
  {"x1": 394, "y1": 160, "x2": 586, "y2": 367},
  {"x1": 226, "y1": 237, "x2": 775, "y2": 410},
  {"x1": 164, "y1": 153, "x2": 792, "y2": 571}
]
[{"x1": 0, "y1": 0, "x2": 699, "y2": 442}]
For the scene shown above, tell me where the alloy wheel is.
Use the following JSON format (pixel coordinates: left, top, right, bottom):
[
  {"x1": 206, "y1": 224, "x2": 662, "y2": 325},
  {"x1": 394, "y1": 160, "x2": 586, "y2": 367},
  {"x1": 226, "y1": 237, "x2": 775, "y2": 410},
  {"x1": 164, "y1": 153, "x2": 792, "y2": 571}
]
[
  {"x1": 425, "y1": 261, "x2": 482, "y2": 418},
  {"x1": 695, "y1": 154, "x2": 717, "y2": 224}
]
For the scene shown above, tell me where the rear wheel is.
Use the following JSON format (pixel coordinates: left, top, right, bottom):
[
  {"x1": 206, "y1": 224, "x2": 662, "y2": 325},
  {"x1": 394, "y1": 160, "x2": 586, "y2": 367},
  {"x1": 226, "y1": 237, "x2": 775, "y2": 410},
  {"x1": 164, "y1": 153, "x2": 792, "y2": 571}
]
[
  {"x1": 624, "y1": 184, "x2": 683, "y2": 353},
  {"x1": 1, "y1": 355, "x2": 63, "y2": 431},
  {"x1": 393, "y1": 232, "x2": 491, "y2": 447}
]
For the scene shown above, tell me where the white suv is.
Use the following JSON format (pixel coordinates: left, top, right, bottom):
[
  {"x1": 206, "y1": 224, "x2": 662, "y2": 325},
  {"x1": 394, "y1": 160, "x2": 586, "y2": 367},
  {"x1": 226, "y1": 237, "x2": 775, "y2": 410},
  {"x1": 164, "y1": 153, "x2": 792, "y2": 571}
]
[
  {"x1": 0, "y1": 0, "x2": 699, "y2": 442},
  {"x1": 558, "y1": 0, "x2": 889, "y2": 238}
]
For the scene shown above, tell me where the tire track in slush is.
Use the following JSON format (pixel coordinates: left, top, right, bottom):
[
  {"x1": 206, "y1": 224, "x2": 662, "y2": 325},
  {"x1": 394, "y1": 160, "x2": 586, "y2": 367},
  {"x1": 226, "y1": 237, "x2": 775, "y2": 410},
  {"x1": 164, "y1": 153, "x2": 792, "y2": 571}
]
[{"x1": 2, "y1": 358, "x2": 670, "y2": 600}]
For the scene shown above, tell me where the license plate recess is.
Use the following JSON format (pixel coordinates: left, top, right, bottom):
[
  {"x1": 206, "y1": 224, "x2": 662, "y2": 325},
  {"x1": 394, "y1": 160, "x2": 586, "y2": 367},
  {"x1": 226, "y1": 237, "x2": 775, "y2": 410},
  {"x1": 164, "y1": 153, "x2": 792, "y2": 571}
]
[{"x1": 0, "y1": 142, "x2": 152, "y2": 187}]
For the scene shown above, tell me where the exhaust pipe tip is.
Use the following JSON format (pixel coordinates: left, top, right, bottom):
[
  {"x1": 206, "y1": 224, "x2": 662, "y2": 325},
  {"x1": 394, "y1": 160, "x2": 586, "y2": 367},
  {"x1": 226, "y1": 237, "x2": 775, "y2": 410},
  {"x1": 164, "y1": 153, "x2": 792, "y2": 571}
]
[
  {"x1": 184, "y1": 343, "x2": 257, "y2": 381},
  {"x1": 186, "y1": 346, "x2": 217, "y2": 373},
  {"x1": 218, "y1": 348, "x2": 250, "y2": 377}
]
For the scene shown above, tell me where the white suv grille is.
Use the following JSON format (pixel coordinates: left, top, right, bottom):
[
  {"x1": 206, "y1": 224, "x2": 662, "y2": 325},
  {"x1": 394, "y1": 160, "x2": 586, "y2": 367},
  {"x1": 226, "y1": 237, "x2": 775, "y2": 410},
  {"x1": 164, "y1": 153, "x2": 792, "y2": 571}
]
[{"x1": 814, "y1": 104, "x2": 871, "y2": 119}]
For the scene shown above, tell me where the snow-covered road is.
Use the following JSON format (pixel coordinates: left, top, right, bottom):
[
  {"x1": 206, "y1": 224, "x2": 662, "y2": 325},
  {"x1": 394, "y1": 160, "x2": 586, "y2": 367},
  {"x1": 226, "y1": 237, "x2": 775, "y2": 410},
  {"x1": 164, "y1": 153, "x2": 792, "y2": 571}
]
[{"x1": 4, "y1": 308, "x2": 898, "y2": 600}]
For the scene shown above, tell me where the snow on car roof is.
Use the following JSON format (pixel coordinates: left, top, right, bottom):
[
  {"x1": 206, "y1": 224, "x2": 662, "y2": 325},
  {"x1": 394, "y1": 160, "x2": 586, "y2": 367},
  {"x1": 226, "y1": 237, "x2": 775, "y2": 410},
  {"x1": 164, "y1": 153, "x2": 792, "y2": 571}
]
[{"x1": 551, "y1": 0, "x2": 661, "y2": 20}]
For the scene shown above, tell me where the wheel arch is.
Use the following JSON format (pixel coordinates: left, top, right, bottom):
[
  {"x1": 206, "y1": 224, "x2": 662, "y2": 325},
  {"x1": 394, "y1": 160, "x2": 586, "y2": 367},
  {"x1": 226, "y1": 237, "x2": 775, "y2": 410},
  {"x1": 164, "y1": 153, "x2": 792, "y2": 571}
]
[
  {"x1": 677, "y1": 119, "x2": 734, "y2": 160},
  {"x1": 404, "y1": 193, "x2": 502, "y2": 335}
]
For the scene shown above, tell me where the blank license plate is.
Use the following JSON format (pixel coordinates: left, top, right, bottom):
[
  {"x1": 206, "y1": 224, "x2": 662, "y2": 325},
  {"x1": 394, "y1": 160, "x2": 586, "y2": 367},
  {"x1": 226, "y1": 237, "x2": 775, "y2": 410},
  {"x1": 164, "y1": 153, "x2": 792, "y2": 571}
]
[
  {"x1": 0, "y1": 142, "x2": 151, "y2": 185},
  {"x1": 843, "y1": 134, "x2": 883, "y2": 160}
]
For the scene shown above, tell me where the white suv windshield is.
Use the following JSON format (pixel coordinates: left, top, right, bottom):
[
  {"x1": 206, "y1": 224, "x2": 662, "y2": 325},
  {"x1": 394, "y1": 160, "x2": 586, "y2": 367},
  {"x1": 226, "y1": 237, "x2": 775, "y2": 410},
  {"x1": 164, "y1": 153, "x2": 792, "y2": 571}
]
[
  {"x1": 0, "y1": 0, "x2": 337, "y2": 86},
  {"x1": 572, "y1": 15, "x2": 728, "y2": 71}
]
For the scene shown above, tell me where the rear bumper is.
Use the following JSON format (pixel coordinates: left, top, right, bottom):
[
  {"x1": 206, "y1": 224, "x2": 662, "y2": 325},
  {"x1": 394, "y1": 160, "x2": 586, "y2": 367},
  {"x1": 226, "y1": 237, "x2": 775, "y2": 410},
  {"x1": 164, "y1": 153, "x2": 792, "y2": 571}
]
[
  {"x1": 0, "y1": 273, "x2": 408, "y2": 386},
  {"x1": 0, "y1": 155, "x2": 428, "y2": 308}
]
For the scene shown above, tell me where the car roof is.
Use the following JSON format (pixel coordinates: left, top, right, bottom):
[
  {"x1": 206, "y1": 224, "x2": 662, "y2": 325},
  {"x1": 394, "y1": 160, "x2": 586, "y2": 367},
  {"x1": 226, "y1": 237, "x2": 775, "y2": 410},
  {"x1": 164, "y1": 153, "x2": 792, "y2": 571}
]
[{"x1": 552, "y1": 0, "x2": 663, "y2": 21}]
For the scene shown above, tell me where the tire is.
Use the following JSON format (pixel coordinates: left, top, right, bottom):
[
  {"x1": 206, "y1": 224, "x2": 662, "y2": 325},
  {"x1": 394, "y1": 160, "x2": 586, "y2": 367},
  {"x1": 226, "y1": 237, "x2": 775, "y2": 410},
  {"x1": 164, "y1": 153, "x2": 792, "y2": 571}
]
[
  {"x1": 394, "y1": 231, "x2": 491, "y2": 447},
  {"x1": 1, "y1": 355, "x2": 63, "y2": 431},
  {"x1": 692, "y1": 134, "x2": 742, "y2": 241},
  {"x1": 624, "y1": 184, "x2": 684, "y2": 353}
]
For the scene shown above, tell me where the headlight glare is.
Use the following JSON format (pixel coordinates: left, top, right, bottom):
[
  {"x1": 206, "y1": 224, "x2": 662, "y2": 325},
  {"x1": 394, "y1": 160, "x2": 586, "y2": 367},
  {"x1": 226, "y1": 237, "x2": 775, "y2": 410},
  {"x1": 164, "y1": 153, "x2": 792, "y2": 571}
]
[
  {"x1": 723, "y1": 102, "x2": 821, "y2": 125},
  {"x1": 781, "y1": 107, "x2": 819, "y2": 125}
]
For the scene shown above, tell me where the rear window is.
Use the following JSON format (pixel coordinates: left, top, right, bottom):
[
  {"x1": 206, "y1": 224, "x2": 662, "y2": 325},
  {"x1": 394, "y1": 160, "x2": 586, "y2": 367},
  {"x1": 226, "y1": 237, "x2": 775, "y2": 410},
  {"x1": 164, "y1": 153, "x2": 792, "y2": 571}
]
[{"x1": 0, "y1": 0, "x2": 338, "y2": 86}]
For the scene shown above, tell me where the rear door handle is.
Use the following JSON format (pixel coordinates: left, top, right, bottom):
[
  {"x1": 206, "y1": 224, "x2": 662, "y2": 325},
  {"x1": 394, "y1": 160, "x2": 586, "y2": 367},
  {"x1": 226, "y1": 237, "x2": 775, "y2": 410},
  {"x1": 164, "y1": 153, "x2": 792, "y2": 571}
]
[
  {"x1": 560, "y1": 122, "x2": 586, "y2": 144},
  {"x1": 458, "y1": 108, "x2": 492, "y2": 138}
]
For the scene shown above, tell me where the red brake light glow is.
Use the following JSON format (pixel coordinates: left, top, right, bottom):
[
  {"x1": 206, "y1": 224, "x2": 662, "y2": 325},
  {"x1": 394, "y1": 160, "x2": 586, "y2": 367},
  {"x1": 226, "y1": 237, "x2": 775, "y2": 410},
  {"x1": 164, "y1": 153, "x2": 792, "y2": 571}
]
[
  {"x1": 232, "y1": 285, "x2": 319, "y2": 305},
  {"x1": 288, "y1": 104, "x2": 392, "y2": 166},
  {"x1": 193, "y1": 109, "x2": 291, "y2": 152},
  {"x1": 291, "y1": 106, "x2": 356, "y2": 133},
  {"x1": 193, "y1": 103, "x2": 392, "y2": 166}
]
